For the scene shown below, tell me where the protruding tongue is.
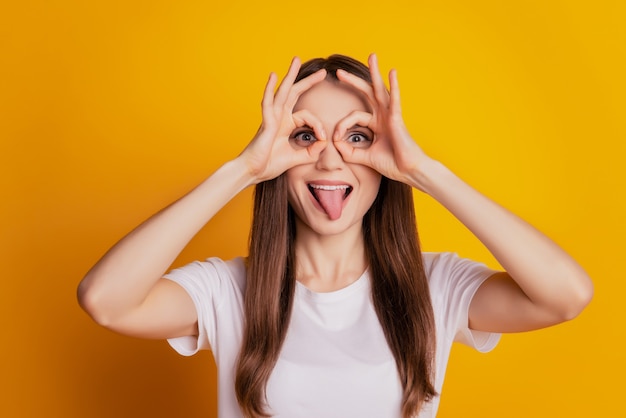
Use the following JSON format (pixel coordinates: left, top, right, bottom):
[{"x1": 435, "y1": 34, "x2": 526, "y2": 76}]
[{"x1": 315, "y1": 189, "x2": 345, "y2": 220}]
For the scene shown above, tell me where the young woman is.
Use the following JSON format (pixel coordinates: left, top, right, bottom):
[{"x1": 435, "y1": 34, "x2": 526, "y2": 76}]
[{"x1": 77, "y1": 54, "x2": 593, "y2": 418}]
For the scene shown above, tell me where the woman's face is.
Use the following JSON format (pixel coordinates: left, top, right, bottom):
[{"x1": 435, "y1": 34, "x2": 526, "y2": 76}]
[{"x1": 286, "y1": 79, "x2": 382, "y2": 236}]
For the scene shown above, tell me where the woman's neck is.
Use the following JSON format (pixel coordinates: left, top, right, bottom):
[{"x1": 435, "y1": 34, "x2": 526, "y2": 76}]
[{"x1": 293, "y1": 220, "x2": 368, "y2": 292}]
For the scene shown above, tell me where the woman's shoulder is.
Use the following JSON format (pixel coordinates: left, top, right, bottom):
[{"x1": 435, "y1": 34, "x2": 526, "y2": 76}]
[
  {"x1": 421, "y1": 251, "x2": 494, "y2": 283},
  {"x1": 223, "y1": 256, "x2": 247, "y2": 287},
  {"x1": 204, "y1": 256, "x2": 248, "y2": 285},
  {"x1": 421, "y1": 251, "x2": 457, "y2": 273},
  {"x1": 165, "y1": 256, "x2": 248, "y2": 292},
  {"x1": 421, "y1": 251, "x2": 497, "y2": 296}
]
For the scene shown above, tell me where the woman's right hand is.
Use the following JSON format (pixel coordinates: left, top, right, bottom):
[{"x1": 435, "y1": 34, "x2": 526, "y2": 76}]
[
  {"x1": 77, "y1": 58, "x2": 328, "y2": 340},
  {"x1": 239, "y1": 57, "x2": 328, "y2": 184}
]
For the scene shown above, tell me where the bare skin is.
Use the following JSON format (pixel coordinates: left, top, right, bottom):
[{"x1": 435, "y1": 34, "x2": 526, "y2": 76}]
[
  {"x1": 77, "y1": 58, "x2": 329, "y2": 339},
  {"x1": 334, "y1": 54, "x2": 593, "y2": 332},
  {"x1": 78, "y1": 54, "x2": 593, "y2": 343}
]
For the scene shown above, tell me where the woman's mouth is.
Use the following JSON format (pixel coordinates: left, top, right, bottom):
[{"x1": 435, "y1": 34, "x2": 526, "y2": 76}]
[{"x1": 307, "y1": 183, "x2": 353, "y2": 220}]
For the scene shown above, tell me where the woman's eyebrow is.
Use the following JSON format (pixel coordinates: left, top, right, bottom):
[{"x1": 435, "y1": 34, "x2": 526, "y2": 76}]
[{"x1": 348, "y1": 124, "x2": 374, "y2": 134}]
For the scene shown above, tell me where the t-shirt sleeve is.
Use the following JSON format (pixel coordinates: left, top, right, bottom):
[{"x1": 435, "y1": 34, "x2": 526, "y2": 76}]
[
  {"x1": 162, "y1": 257, "x2": 239, "y2": 356},
  {"x1": 426, "y1": 252, "x2": 501, "y2": 353}
]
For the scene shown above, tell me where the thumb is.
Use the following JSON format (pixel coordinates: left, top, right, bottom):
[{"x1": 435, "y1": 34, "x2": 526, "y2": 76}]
[
  {"x1": 334, "y1": 140, "x2": 372, "y2": 167},
  {"x1": 291, "y1": 138, "x2": 327, "y2": 166}
]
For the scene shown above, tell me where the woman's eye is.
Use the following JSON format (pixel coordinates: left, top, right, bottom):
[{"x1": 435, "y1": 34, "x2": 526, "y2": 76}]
[
  {"x1": 347, "y1": 133, "x2": 373, "y2": 148},
  {"x1": 291, "y1": 131, "x2": 317, "y2": 147}
]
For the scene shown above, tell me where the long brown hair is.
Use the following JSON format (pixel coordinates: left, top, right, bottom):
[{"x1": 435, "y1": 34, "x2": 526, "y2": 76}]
[{"x1": 235, "y1": 55, "x2": 437, "y2": 418}]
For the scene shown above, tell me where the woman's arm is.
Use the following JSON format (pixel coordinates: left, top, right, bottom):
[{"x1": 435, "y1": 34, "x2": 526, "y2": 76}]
[
  {"x1": 77, "y1": 159, "x2": 254, "y2": 339},
  {"x1": 78, "y1": 58, "x2": 329, "y2": 339},
  {"x1": 335, "y1": 53, "x2": 593, "y2": 333},
  {"x1": 411, "y1": 158, "x2": 593, "y2": 332}
]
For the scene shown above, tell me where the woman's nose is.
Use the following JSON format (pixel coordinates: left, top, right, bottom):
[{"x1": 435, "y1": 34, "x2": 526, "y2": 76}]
[{"x1": 315, "y1": 139, "x2": 345, "y2": 171}]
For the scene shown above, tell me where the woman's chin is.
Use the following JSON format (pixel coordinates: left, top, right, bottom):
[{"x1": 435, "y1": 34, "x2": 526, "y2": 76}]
[{"x1": 293, "y1": 212, "x2": 362, "y2": 238}]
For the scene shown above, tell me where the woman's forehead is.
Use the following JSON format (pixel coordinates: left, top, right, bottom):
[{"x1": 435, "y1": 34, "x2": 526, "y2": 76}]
[{"x1": 293, "y1": 80, "x2": 371, "y2": 121}]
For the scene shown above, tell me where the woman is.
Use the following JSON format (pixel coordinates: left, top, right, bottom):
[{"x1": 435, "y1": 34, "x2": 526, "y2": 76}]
[{"x1": 78, "y1": 54, "x2": 593, "y2": 418}]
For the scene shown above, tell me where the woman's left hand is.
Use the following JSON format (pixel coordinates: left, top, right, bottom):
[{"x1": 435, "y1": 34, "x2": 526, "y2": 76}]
[
  {"x1": 339, "y1": 56, "x2": 593, "y2": 335},
  {"x1": 334, "y1": 54, "x2": 432, "y2": 192}
]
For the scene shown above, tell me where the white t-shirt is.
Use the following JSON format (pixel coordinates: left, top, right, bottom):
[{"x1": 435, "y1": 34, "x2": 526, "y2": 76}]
[{"x1": 164, "y1": 252, "x2": 500, "y2": 418}]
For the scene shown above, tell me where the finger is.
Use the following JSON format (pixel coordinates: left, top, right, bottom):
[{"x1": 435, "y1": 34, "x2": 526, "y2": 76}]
[
  {"x1": 334, "y1": 139, "x2": 371, "y2": 166},
  {"x1": 274, "y1": 57, "x2": 301, "y2": 107},
  {"x1": 305, "y1": 138, "x2": 327, "y2": 160},
  {"x1": 332, "y1": 110, "x2": 373, "y2": 142},
  {"x1": 292, "y1": 109, "x2": 327, "y2": 141},
  {"x1": 336, "y1": 69, "x2": 377, "y2": 110},
  {"x1": 368, "y1": 53, "x2": 390, "y2": 108},
  {"x1": 289, "y1": 135, "x2": 327, "y2": 166},
  {"x1": 283, "y1": 68, "x2": 327, "y2": 110},
  {"x1": 388, "y1": 68, "x2": 402, "y2": 115},
  {"x1": 261, "y1": 72, "x2": 278, "y2": 123}
]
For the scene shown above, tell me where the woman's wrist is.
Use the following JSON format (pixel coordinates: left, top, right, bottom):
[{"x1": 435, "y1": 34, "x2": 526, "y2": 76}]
[
  {"x1": 404, "y1": 156, "x2": 453, "y2": 196},
  {"x1": 209, "y1": 156, "x2": 260, "y2": 194},
  {"x1": 227, "y1": 154, "x2": 264, "y2": 188}
]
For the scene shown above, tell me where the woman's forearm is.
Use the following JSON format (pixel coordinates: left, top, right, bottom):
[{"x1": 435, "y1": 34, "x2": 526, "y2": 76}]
[
  {"x1": 411, "y1": 158, "x2": 593, "y2": 319},
  {"x1": 78, "y1": 61, "x2": 330, "y2": 330},
  {"x1": 78, "y1": 157, "x2": 254, "y2": 324}
]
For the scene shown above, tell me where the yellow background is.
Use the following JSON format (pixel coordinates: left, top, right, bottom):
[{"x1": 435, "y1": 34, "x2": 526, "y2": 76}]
[{"x1": 1, "y1": 0, "x2": 624, "y2": 416}]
